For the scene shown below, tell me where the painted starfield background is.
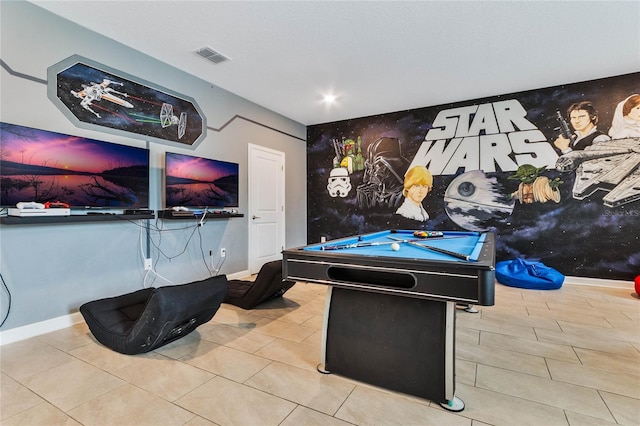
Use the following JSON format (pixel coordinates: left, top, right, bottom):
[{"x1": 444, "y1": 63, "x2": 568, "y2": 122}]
[{"x1": 307, "y1": 73, "x2": 640, "y2": 281}]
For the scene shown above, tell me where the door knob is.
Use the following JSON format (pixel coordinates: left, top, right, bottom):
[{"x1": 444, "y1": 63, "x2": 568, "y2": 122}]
[{"x1": 252, "y1": 215, "x2": 261, "y2": 220}]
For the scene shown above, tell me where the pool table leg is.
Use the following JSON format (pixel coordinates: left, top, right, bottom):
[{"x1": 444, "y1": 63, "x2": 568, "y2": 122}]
[
  {"x1": 440, "y1": 396, "x2": 465, "y2": 412},
  {"x1": 317, "y1": 286, "x2": 333, "y2": 374},
  {"x1": 443, "y1": 301, "x2": 465, "y2": 411},
  {"x1": 457, "y1": 303, "x2": 479, "y2": 313},
  {"x1": 317, "y1": 288, "x2": 465, "y2": 412}
]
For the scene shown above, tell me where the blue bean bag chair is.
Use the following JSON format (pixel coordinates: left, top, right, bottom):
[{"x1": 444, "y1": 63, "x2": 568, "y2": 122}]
[{"x1": 495, "y1": 258, "x2": 564, "y2": 290}]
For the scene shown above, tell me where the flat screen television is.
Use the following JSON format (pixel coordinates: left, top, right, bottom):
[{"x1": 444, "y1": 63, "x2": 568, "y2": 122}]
[
  {"x1": 165, "y1": 152, "x2": 239, "y2": 208},
  {"x1": 0, "y1": 122, "x2": 149, "y2": 209}
]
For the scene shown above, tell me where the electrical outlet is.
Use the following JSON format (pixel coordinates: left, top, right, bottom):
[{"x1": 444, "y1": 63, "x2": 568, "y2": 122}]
[
  {"x1": 220, "y1": 248, "x2": 226, "y2": 258},
  {"x1": 144, "y1": 258, "x2": 152, "y2": 270}
]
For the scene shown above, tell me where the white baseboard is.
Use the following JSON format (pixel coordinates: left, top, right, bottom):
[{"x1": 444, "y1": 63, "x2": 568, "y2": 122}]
[
  {"x1": 564, "y1": 275, "x2": 633, "y2": 289},
  {"x1": 0, "y1": 272, "x2": 632, "y2": 346},
  {"x1": 226, "y1": 269, "x2": 250, "y2": 280},
  {"x1": 0, "y1": 270, "x2": 251, "y2": 346},
  {"x1": 0, "y1": 312, "x2": 83, "y2": 346}
]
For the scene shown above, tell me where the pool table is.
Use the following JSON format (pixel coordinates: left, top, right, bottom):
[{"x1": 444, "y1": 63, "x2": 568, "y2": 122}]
[{"x1": 282, "y1": 229, "x2": 496, "y2": 411}]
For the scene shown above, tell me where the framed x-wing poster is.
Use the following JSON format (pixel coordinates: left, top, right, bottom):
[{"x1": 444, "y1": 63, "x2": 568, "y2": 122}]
[{"x1": 47, "y1": 55, "x2": 206, "y2": 147}]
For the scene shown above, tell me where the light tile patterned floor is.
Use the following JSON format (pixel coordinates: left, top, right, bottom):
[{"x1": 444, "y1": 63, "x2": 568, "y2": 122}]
[{"x1": 1, "y1": 281, "x2": 639, "y2": 425}]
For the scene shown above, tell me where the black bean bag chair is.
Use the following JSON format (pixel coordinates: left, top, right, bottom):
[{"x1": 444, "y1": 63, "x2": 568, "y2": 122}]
[
  {"x1": 80, "y1": 275, "x2": 228, "y2": 355},
  {"x1": 224, "y1": 260, "x2": 295, "y2": 309}
]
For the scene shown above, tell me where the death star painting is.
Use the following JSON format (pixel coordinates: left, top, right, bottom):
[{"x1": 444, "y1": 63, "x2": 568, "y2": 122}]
[{"x1": 444, "y1": 170, "x2": 515, "y2": 231}]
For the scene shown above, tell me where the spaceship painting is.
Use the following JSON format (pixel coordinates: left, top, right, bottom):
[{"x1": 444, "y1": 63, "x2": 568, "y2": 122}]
[
  {"x1": 70, "y1": 79, "x2": 134, "y2": 118},
  {"x1": 47, "y1": 56, "x2": 205, "y2": 146},
  {"x1": 555, "y1": 137, "x2": 640, "y2": 207}
]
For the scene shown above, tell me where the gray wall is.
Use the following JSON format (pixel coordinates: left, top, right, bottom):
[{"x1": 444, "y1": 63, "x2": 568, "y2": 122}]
[{"x1": 0, "y1": 1, "x2": 307, "y2": 331}]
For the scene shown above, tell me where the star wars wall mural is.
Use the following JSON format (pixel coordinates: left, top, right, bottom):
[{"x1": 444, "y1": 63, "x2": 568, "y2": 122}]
[{"x1": 307, "y1": 72, "x2": 639, "y2": 281}]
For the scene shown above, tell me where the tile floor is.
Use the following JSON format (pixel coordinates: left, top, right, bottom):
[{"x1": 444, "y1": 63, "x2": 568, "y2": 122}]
[{"x1": 1, "y1": 281, "x2": 639, "y2": 425}]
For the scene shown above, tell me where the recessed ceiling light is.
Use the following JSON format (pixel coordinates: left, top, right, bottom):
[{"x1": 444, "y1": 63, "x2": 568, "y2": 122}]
[{"x1": 323, "y1": 94, "x2": 337, "y2": 104}]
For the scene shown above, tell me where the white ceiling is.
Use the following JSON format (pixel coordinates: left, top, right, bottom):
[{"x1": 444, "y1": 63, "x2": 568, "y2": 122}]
[{"x1": 31, "y1": 1, "x2": 640, "y2": 126}]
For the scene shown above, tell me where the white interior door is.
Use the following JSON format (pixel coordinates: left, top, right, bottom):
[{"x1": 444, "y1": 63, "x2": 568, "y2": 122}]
[{"x1": 248, "y1": 144, "x2": 285, "y2": 274}]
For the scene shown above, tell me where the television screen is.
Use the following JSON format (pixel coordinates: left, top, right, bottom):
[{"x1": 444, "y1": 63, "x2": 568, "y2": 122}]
[
  {"x1": 165, "y1": 152, "x2": 239, "y2": 208},
  {"x1": 0, "y1": 122, "x2": 149, "y2": 209}
]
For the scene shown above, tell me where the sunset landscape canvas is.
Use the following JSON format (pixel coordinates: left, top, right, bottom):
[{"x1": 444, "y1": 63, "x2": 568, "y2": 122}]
[{"x1": 0, "y1": 122, "x2": 149, "y2": 208}]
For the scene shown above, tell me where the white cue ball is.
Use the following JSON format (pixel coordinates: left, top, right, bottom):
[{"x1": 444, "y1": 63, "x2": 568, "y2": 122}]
[{"x1": 391, "y1": 242, "x2": 400, "y2": 251}]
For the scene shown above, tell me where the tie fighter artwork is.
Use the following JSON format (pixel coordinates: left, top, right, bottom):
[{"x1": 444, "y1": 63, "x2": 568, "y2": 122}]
[
  {"x1": 70, "y1": 81, "x2": 187, "y2": 140},
  {"x1": 160, "y1": 103, "x2": 187, "y2": 140}
]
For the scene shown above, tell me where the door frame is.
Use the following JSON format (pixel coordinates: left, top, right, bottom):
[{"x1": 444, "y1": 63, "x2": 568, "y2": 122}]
[{"x1": 248, "y1": 143, "x2": 286, "y2": 274}]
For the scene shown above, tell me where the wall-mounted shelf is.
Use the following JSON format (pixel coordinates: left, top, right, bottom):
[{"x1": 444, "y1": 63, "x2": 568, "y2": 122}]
[
  {"x1": 0, "y1": 213, "x2": 155, "y2": 225},
  {"x1": 158, "y1": 210, "x2": 244, "y2": 220}
]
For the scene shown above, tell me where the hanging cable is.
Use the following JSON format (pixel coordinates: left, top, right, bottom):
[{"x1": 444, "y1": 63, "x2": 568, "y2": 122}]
[{"x1": 0, "y1": 273, "x2": 12, "y2": 328}]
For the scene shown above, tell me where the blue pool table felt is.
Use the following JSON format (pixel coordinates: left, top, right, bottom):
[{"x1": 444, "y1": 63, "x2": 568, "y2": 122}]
[{"x1": 304, "y1": 230, "x2": 486, "y2": 262}]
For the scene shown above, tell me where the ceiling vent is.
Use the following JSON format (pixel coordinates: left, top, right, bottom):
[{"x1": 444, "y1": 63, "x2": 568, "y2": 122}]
[{"x1": 195, "y1": 47, "x2": 230, "y2": 64}]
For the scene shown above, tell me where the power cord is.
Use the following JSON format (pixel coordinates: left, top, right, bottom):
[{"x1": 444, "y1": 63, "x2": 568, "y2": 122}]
[
  {"x1": 149, "y1": 220, "x2": 200, "y2": 261},
  {"x1": 138, "y1": 223, "x2": 173, "y2": 288},
  {"x1": 198, "y1": 207, "x2": 208, "y2": 227},
  {"x1": 213, "y1": 254, "x2": 226, "y2": 276},
  {"x1": 136, "y1": 217, "x2": 221, "y2": 285},
  {"x1": 0, "y1": 273, "x2": 11, "y2": 328},
  {"x1": 196, "y1": 225, "x2": 214, "y2": 276}
]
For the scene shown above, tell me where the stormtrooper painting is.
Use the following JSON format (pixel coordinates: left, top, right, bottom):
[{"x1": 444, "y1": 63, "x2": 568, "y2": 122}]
[{"x1": 327, "y1": 167, "x2": 352, "y2": 197}]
